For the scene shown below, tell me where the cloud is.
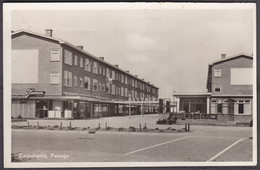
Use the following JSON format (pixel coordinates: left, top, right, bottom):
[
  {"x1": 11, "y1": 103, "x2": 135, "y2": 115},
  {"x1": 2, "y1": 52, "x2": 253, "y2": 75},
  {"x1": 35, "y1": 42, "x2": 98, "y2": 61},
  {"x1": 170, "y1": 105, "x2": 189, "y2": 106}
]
[{"x1": 126, "y1": 33, "x2": 157, "y2": 50}]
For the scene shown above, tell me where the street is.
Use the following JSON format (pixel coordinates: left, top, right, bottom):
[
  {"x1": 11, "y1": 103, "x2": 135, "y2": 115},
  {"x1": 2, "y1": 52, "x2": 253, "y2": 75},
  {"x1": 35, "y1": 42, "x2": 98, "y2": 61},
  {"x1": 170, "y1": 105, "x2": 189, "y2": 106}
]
[{"x1": 12, "y1": 115, "x2": 253, "y2": 162}]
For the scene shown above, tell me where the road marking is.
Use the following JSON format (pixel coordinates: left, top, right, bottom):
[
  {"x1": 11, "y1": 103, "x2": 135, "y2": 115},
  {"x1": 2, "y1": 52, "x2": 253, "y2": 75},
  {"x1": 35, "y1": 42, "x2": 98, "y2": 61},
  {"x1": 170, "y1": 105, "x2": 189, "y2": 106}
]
[
  {"x1": 207, "y1": 137, "x2": 247, "y2": 162},
  {"x1": 124, "y1": 136, "x2": 192, "y2": 156}
]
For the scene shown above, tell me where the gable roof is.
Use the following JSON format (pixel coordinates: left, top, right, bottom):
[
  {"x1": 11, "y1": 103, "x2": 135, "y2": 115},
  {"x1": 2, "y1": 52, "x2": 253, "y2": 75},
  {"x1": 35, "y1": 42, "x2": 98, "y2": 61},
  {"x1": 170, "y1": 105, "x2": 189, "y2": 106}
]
[
  {"x1": 209, "y1": 53, "x2": 253, "y2": 66},
  {"x1": 12, "y1": 29, "x2": 159, "y2": 89}
]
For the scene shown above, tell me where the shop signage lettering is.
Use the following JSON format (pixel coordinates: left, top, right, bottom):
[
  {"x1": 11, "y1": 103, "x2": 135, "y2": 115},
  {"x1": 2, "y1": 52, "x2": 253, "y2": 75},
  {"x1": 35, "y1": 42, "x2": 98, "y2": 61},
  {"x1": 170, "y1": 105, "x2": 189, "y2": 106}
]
[{"x1": 25, "y1": 88, "x2": 46, "y2": 99}]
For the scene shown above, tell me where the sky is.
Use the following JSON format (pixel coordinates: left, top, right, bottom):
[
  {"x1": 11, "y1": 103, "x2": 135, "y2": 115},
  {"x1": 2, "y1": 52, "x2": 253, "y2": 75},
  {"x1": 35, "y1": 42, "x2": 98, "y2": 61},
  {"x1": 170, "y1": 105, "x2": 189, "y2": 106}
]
[{"x1": 10, "y1": 3, "x2": 255, "y2": 99}]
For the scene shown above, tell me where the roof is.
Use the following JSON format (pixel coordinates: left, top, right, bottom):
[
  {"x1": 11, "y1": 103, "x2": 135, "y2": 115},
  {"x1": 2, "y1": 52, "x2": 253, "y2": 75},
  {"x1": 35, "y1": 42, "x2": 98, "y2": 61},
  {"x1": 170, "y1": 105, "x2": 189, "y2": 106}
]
[
  {"x1": 209, "y1": 53, "x2": 253, "y2": 66},
  {"x1": 173, "y1": 92, "x2": 212, "y2": 97},
  {"x1": 12, "y1": 29, "x2": 159, "y2": 89}
]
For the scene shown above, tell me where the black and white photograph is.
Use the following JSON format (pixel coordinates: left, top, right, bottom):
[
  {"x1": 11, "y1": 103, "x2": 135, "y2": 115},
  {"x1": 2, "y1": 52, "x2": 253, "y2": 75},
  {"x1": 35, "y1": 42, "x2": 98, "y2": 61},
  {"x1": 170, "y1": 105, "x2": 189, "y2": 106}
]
[{"x1": 3, "y1": 2, "x2": 257, "y2": 168}]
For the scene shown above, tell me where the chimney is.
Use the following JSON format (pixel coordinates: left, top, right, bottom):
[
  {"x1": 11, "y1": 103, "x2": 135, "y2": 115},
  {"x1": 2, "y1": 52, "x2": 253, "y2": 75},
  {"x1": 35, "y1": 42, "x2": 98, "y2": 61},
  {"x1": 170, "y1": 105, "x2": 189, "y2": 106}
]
[
  {"x1": 221, "y1": 54, "x2": 226, "y2": 59},
  {"x1": 135, "y1": 75, "x2": 138, "y2": 78},
  {"x1": 11, "y1": 30, "x2": 14, "y2": 33},
  {"x1": 125, "y1": 70, "x2": 129, "y2": 73},
  {"x1": 77, "y1": 46, "x2": 83, "y2": 50},
  {"x1": 147, "y1": 81, "x2": 150, "y2": 84},
  {"x1": 45, "y1": 29, "x2": 53, "y2": 37},
  {"x1": 141, "y1": 78, "x2": 145, "y2": 81},
  {"x1": 114, "y1": 65, "x2": 119, "y2": 68},
  {"x1": 99, "y1": 57, "x2": 104, "y2": 61}
]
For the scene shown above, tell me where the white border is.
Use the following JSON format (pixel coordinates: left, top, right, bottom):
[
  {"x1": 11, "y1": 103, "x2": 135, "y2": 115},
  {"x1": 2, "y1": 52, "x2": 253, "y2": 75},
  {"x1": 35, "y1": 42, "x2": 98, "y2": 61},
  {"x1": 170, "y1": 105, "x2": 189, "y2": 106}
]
[{"x1": 3, "y1": 2, "x2": 257, "y2": 168}]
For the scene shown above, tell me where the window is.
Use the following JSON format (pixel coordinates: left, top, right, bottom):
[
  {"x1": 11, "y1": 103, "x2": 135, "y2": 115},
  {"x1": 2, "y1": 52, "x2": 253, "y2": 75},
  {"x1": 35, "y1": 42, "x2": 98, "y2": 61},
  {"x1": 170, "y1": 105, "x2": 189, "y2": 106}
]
[
  {"x1": 92, "y1": 79, "x2": 98, "y2": 91},
  {"x1": 80, "y1": 77, "x2": 83, "y2": 87},
  {"x1": 125, "y1": 88, "x2": 128, "y2": 97},
  {"x1": 106, "y1": 82, "x2": 110, "y2": 94},
  {"x1": 84, "y1": 76, "x2": 91, "y2": 90},
  {"x1": 74, "y1": 55, "x2": 78, "y2": 66},
  {"x1": 74, "y1": 76, "x2": 77, "y2": 86},
  {"x1": 217, "y1": 104, "x2": 222, "y2": 114},
  {"x1": 99, "y1": 66, "x2": 102, "y2": 75},
  {"x1": 99, "y1": 82, "x2": 102, "y2": 91},
  {"x1": 121, "y1": 87, "x2": 124, "y2": 96},
  {"x1": 103, "y1": 67, "x2": 106, "y2": 76},
  {"x1": 64, "y1": 50, "x2": 73, "y2": 65},
  {"x1": 51, "y1": 49, "x2": 60, "y2": 61},
  {"x1": 116, "y1": 72, "x2": 118, "y2": 80},
  {"x1": 111, "y1": 84, "x2": 115, "y2": 95},
  {"x1": 214, "y1": 85, "x2": 221, "y2": 93},
  {"x1": 132, "y1": 90, "x2": 134, "y2": 98},
  {"x1": 106, "y1": 68, "x2": 110, "y2": 78},
  {"x1": 50, "y1": 73, "x2": 59, "y2": 84},
  {"x1": 64, "y1": 70, "x2": 72, "y2": 87},
  {"x1": 125, "y1": 76, "x2": 128, "y2": 84},
  {"x1": 135, "y1": 80, "x2": 138, "y2": 88},
  {"x1": 118, "y1": 87, "x2": 121, "y2": 95},
  {"x1": 80, "y1": 57, "x2": 83, "y2": 68},
  {"x1": 93, "y1": 62, "x2": 98, "y2": 74},
  {"x1": 214, "y1": 69, "x2": 221, "y2": 77},
  {"x1": 103, "y1": 83, "x2": 106, "y2": 92},
  {"x1": 121, "y1": 74, "x2": 124, "y2": 83},
  {"x1": 112, "y1": 70, "x2": 115, "y2": 80},
  {"x1": 116, "y1": 87, "x2": 119, "y2": 95},
  {"x1": 239, "y1": 104, "x2": 244, "y2": 114},
  {"x1": 132, "y1": 79, "x2": 135, "y2": 87},
  {"x1": 85, "y1": 58, "x2": 91, "y2": 72},
  {"x1": 135, "y1": 91, "x2": 137, "y2": 98}
]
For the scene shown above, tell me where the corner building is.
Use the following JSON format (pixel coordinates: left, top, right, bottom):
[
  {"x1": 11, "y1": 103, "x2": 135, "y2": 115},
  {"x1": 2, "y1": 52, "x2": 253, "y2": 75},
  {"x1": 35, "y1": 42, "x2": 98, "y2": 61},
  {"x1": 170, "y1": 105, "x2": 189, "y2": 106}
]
[
  {"x1": 173, "y1": 54, "x2": 253, "y2": 123},
  {"x1": 12, "y1": 29, "x2": 159, "y2": 119}
]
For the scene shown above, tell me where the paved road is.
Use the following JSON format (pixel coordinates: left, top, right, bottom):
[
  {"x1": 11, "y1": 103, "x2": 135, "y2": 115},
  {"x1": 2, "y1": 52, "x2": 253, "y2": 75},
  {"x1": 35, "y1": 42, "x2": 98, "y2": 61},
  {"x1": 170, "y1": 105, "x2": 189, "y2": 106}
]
[{"x1": 12, "y1": 124, "x2": 253, "y2": 163}]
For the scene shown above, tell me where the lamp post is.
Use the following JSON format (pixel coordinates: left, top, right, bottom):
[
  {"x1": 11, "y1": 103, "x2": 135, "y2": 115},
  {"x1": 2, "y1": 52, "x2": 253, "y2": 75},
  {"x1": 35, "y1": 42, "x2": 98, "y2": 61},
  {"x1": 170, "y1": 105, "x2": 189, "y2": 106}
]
[{"x1": 128, "y1": 94, "x2": 131, "y2": 118}]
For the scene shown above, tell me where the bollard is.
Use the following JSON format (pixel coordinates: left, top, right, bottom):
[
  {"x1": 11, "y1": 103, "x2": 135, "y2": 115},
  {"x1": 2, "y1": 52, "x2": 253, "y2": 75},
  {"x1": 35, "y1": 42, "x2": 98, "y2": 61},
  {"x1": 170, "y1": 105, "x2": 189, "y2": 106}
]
[
  {"x1": 27, "y1": 122, "x2": 29, "y2": 128},
  {"x1": 145, "y1": 123, "x2": 146, "y2": 128},
  {"x1": 105, "y1": 122, "x2": 107, "y2": 129},
  {"x1": 99, "y1": 123, "x2": 100, "y2": 129},
  {"x1": 188, "y1": 124, "x2": 190, "y2": 131},
  {"x1": 37, "y1": 121, "x2": 39, "y2": 128},
  {"x1": 70, "y1": 122, "x2": 71, "y2": 128},
  {"x1": 60, "y1": 122, "x2": 62, "y2": 130},
  {"x1": 185, "y1": 124, "x2": 187, "y2": 131},
  {"x1": 139, "y1": 124, "x2": 141, "y2": 131}
]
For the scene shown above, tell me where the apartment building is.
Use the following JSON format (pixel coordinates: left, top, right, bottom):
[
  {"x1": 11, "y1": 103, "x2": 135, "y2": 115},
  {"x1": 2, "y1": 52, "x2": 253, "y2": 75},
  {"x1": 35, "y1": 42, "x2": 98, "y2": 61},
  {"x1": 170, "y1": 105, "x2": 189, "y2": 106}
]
[{"x1": 11, "y1": 29, "x2": 159, "y2": 119}]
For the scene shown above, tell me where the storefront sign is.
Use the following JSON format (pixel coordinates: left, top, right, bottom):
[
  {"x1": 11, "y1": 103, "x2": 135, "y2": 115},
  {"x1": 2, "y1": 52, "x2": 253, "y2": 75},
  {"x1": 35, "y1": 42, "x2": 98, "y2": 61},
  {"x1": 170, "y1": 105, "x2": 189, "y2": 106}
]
[{"x1": 25, "y1": 88, "x2": 46, "y2": 99}]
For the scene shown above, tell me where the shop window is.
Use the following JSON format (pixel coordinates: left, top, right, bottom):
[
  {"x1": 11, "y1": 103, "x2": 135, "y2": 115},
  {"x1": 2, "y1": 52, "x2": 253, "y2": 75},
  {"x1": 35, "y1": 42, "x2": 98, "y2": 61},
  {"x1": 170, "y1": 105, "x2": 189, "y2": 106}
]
[
  {"x1": 74, "y1": 76, "x2": 77, "y2": 86},
  {"x1": 50, "y1": 73, "x2": 59, "y2": 84},
  {"x1": 214, "y1": 69, "x2": 221, "y2": 77},
  {"x1": 93, "y1": 62, "x2": 98, "y2": 74},
  {"x1": 85, "y1": 58, "x2": 91, "y2": 72},
  {"x1": 80, "y1": 77, "x2": 83, "y2": 87},
  {"x1": 64, "y1": 70, "x2": 72, "y2": 87},
  {"x1": 80, "y1": 57, "x2": 83, "y2": 68},
  {"x1": 64, "y1": 50, "x2": 73, "y2": 65},
  {"x1": 239, "y1": 104, "x2": 244, "y2": 114},
  {"x1": 84, "y1": 76, "x2": 91, "y2": 90},
  {"x1": 92, "y1": 79, "x2": 98, "y2": 91},
  {"x1": 214, "y1": 85, "x2": 221, "y2": 93},
  {"x1": 51, "y1": 49, "x2": 60, "y2": 61},
  {"x1": 74, "y1": 55, "x2": 78, "y2": 66}
]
